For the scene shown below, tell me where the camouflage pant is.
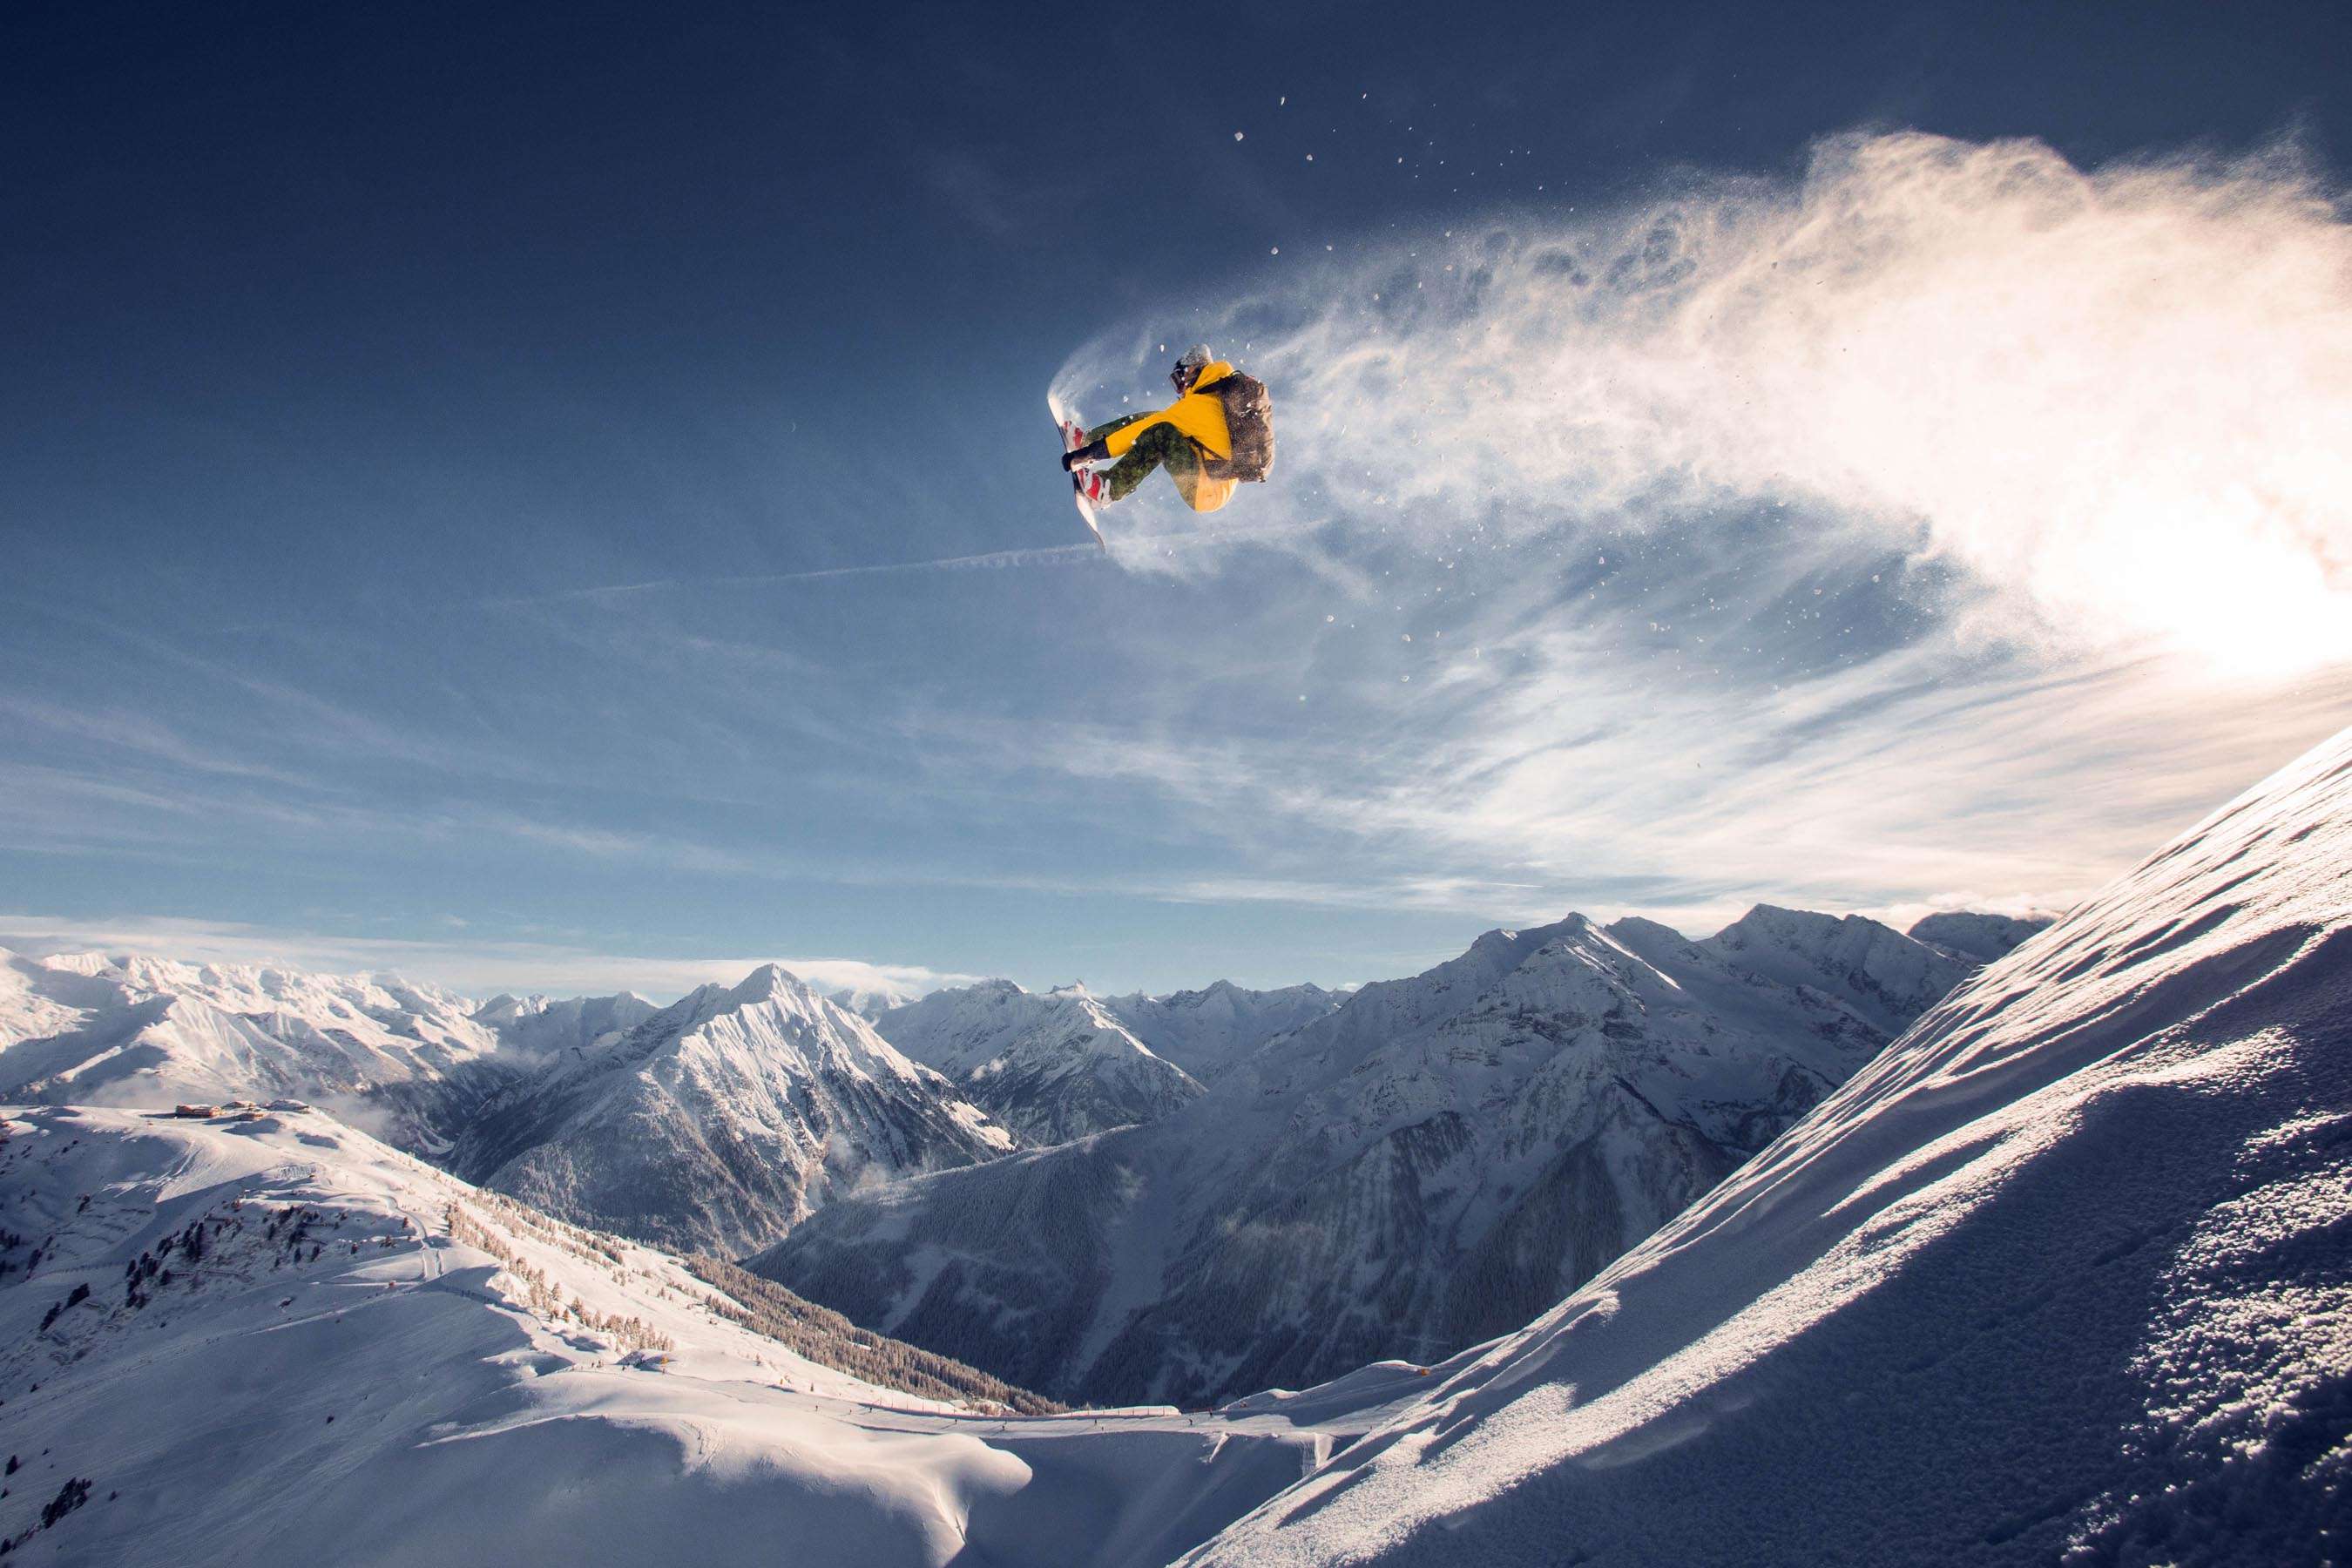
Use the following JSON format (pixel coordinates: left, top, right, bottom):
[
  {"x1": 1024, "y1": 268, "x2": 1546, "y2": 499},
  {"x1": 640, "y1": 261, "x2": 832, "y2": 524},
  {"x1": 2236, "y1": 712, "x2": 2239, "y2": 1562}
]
[{"x1": 1085, "y1": 415, "x2": 1206, "y2": 505}]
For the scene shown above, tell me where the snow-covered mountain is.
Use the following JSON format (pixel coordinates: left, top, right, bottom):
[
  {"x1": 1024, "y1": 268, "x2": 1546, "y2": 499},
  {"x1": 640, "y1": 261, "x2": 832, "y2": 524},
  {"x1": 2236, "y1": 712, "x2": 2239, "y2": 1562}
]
[
  {"x1": 0, "y1": 1100, "x2": 1395, "y2": 1568},
  {"x1": 446, "y1": 964, "x2": 1015, "y2": 1256},
  {"x1": 755, "y1": 906, "x2": 1970, "y2": 1407},
  {"x1": 874, "y1": 981, "x2": 1204, "y2": 1144},
  {"x1": 1180, "y1": 726, "x2": 2352, "y2": 1567},
  {"x1": 0, "y1": 950, "x2": 510, "y2": 1117},
  {"x1": 470, "y1": 989, "x2": 661, "y2": 1058},
  {"x1": 0, "y1": 953, "x2": 1015, "y2": 1259},
  {"x1": 1100, "y1": 979, "x2": 1344, "y2": 1081},
  {"x1": 1907, "y1": 909, "x2": 2055, "y2": 963}
]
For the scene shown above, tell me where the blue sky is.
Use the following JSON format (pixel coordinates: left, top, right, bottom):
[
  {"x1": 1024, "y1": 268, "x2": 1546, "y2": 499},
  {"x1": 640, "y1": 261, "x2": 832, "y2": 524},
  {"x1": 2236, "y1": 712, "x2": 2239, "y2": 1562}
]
[{"x1": 4, "y1": 2, "x2": 2349, "y2": 999}]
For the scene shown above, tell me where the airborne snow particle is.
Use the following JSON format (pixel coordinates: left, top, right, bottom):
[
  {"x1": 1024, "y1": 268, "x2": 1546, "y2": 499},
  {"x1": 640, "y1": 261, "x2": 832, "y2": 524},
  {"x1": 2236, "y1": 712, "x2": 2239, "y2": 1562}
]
[
  {"x1": 1233, "y1": 131, "x2": 1245, "y2": 141},
  {"x1": 1272, "y1": 247, "x2": 1280, "y2": 255}
]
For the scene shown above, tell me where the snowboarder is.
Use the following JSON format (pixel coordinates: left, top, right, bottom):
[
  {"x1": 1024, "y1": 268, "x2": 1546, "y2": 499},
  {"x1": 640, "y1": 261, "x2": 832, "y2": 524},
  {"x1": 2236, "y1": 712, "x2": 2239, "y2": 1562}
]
[{"x1": 1060, "y1": 345, "x2": 1275, "y2": 516}]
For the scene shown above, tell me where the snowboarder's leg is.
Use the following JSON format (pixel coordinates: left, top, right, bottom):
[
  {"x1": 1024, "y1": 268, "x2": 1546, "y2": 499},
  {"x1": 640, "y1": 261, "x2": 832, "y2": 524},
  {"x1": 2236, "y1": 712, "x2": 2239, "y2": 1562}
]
[{"x1": 1103, "y1": 422, "x2": 1201, "y2": 504}]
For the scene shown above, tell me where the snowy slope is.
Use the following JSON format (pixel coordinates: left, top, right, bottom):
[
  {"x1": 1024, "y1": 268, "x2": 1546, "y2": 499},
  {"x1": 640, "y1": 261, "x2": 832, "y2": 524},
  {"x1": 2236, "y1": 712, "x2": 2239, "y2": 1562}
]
[
  {"x1": 0, "y1": 1103, "x2": 1415, "y2": 1568},
  {"x1": 875, "y1": 982, "x2": 1205, "y2": 1144},
  {"x1": 758, "y1": 908, "x2": 1969, "y2": 1407},
  {"x1": 448, "y1": 964, "x2": 1015, "y2": 1256},
  {"x1": 1183, "y1": 726, "x2": 2352, "y2": 1566},
  {"x1": 1101, "y1": 980, "x2": 1344, "y2": 1081}
]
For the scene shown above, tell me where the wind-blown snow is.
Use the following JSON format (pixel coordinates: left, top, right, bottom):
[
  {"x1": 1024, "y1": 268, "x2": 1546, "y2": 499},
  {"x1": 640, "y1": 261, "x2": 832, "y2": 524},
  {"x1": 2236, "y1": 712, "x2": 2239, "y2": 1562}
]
[{"x1": 1180, "y1": 724, "x2": 2352, "y2": 1565}]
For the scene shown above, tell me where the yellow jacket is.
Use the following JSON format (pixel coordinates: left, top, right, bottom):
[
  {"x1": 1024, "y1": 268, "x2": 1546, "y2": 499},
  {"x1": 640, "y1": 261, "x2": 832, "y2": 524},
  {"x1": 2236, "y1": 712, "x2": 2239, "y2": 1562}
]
[{"x1": 1102, "y1": 361, "x2": 1237, "y2": 461}]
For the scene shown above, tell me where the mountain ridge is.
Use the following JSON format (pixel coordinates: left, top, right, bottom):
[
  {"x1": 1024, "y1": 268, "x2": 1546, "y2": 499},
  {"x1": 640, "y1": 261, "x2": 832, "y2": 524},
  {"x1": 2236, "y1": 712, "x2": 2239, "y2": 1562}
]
[{"x1": 754, "y1": 904, "x2": 1975, "y2": 1406}]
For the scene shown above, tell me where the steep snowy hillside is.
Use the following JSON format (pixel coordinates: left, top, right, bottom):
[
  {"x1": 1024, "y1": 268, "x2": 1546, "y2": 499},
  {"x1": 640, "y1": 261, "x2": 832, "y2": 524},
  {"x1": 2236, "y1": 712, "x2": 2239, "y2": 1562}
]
[
  {"x1": 1185, "y1": 726, "x2": 2352, "y2": 1567},
  {"x1": 1909, "y1": 909, "x2": 2055, "y2": 964},
  {"x1": 1102, "y1": 980, "x2": 1344, "y2": 1081},
  {"x1": 758, "y1": 908, "x2": 1969, "y2": 1407},
  {"x1": 449, "y1": 964, "x2": 1015, "y2": 1256},
  {"x1": 875, "y1": 982, "x2": 1204, "y2": 1144},
  {"x1": 0, "y1": 1104, "x2": 1414, "y2": 1568},
  {"x1": 0, "y1": 950, "x2": 509, "y2": 1117}
]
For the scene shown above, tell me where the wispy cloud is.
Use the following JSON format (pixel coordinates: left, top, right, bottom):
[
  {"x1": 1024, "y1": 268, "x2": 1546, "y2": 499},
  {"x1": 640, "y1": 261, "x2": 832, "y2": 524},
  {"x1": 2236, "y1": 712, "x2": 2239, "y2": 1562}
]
[{"x1": 475, "y1": 542, "x2": 1106, "y2": 610}]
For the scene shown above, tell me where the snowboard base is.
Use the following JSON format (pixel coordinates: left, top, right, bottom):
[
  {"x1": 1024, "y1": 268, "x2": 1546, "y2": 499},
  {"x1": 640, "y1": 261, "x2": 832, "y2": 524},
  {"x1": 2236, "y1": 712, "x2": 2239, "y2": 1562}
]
[{"x1": 1048, "y1": 392, "x2": 1106, "y2": 549}]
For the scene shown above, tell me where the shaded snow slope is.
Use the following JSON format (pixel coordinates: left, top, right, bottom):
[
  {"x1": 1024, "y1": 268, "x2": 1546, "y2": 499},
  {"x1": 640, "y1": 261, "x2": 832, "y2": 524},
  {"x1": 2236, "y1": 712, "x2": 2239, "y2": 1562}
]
[
  {"x1": 1184, "y1": 725, "x2": 2352, "y2": 1567},
  {"x1": 759, "y1": 908, "x2": 1968, "y2": 1407},
  {"x1": 875, "y1": 982, "x2": 1204, "y2": 1144},
  {"x1": 447, "y1": 964, "x2": 1014, "y2": 1256},
  {"x1": 0, "y1": 1105, "x2": 1415, "y2": 1568}
]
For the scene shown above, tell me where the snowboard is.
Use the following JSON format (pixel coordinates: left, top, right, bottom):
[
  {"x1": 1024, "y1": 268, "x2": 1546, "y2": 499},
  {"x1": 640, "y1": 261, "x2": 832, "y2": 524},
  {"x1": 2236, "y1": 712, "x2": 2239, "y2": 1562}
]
[{"x1": 1048, "y1": 392, "x2": 1106, "y2": 549}]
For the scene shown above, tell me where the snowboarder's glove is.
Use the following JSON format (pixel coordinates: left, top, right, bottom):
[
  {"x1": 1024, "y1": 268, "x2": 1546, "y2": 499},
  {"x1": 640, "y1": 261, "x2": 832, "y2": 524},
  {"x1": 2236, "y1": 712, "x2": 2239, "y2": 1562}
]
[
  {"x1": 1063, "y1": 439, "x2": 1111, "y2": 471},
  {"x1": 1061, "y1": 449, "x2": 1083, "y2": 472}
]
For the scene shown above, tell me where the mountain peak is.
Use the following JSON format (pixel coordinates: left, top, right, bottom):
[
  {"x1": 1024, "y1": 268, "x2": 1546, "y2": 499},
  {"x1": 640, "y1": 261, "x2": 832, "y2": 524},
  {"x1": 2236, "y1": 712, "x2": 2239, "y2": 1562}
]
[{"x1": 727, "y1": 963, "x2": 808, "y2": 1006}]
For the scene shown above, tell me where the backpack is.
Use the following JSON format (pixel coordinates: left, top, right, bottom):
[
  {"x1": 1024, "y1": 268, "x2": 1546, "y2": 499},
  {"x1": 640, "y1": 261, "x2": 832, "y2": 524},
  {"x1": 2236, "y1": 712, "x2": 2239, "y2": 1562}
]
[{"x1": 1199, "y1": 372, "x2": 1275, "y2": 483}]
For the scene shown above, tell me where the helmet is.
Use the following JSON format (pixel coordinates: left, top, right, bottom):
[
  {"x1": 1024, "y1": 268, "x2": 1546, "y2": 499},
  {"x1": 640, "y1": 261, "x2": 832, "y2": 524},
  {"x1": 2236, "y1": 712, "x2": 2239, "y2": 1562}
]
[{"x1": 1173, "y1": 344, "x2": 1213, "y2": 380}]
